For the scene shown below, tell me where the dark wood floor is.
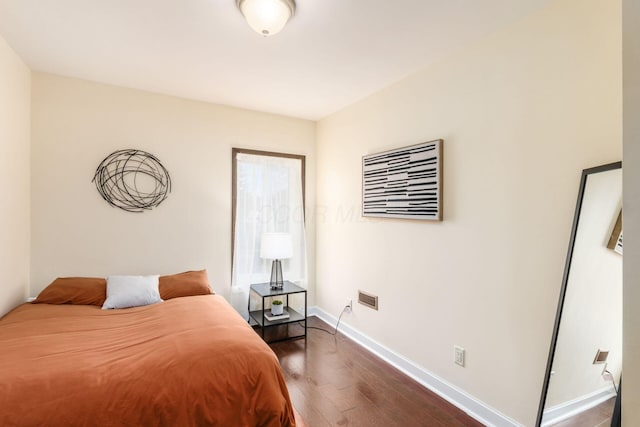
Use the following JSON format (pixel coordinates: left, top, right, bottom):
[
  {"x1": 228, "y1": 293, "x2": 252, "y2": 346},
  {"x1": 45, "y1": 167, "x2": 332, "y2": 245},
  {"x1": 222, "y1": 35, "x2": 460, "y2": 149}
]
[
  {"x1": 268, "y1": 317, "x2": 484, "y2": 427},
  {"x1": 549, "y1": 397, "x2": 615, "y2": 427}
]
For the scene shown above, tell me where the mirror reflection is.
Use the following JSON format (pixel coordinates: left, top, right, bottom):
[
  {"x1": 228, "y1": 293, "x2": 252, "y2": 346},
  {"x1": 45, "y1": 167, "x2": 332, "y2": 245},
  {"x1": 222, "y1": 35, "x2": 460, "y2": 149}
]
[{"x1": 538, "y1": 163, "x2": 622, "y2": 427}]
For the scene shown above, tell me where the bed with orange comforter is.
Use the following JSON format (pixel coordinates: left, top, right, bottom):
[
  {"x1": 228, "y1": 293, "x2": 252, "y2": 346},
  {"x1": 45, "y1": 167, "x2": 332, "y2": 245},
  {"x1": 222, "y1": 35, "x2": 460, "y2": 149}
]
[{"x1": 0, "y1": 295, "x2": 295, "y2": 427}]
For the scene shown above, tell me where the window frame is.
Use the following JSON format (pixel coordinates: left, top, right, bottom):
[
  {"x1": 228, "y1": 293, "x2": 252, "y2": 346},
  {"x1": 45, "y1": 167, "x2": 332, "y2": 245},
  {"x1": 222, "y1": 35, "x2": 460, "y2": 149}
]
[{"x1": 231, "y1": 148, "x2": 306, "y2": 261}]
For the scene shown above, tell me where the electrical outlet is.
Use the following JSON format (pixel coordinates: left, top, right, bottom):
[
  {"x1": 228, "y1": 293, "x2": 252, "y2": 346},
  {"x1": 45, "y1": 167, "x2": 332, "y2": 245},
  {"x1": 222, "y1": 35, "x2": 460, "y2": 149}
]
[
  {"x1": 345, "y1": 299, "x2": 353, "y2": 312},
  {"x1": 454, "y1": 346, "x2": 465, "y2": 367}
]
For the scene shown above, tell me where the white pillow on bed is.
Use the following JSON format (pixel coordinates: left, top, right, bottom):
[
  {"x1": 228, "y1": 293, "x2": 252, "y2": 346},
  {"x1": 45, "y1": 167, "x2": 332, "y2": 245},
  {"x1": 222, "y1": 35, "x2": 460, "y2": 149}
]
[{"x1": 102, "y1": 275, "x2": 162, "y2": 310}]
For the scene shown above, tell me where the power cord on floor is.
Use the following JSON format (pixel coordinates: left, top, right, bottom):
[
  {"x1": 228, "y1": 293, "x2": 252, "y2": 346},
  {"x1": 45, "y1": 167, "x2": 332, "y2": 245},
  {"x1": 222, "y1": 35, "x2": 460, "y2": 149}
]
[
  {"x1": 604, "y1": 369, "x2": 619, "y2": 394},
  {"x1": 300, "y1": 304, "x2": 350, "y2": 335}
]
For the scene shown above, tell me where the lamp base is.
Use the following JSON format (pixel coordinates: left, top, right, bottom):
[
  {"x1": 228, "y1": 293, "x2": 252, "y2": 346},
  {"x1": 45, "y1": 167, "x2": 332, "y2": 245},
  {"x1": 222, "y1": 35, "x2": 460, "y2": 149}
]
[{"x1": 269, "y1": 259, "x2": 284, "y2": 290}]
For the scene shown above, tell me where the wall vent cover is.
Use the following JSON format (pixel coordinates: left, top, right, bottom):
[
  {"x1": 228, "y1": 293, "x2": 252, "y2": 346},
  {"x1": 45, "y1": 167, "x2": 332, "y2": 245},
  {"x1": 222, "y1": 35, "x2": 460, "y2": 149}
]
[
  {"x1": 593, "y1": 349, "x2": 609, "y2": 364},
  {"x1": 358, "y1": 290, "x2": 378, "y2": 310}
]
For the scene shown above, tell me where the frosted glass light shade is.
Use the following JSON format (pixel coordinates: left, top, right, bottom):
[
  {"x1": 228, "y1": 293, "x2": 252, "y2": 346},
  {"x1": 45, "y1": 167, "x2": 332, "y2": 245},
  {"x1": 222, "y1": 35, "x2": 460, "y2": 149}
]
[
  {"x1": 260, "y1": 233, "x2": 293, "y2": 259},
  {"x1": 237, "y1": 0, "x2": 295, "y2": 37}
]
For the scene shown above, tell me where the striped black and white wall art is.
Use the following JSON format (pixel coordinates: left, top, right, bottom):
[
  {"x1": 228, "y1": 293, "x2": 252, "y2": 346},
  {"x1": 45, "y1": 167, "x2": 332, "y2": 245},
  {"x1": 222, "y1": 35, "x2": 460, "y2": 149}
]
[
  {"x1": 362, "y1": 140, "x2": 442, "y2": 221},
  {"x1": 607, "y1": 210, "x2": 623, "y2": 255}
]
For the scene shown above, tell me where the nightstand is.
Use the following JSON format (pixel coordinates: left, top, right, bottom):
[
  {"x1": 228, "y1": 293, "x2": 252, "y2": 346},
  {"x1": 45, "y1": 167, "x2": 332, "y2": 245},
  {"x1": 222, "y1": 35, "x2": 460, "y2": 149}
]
[{"x1": 248, "y1": 281, "x2": 307, "y2": 343}]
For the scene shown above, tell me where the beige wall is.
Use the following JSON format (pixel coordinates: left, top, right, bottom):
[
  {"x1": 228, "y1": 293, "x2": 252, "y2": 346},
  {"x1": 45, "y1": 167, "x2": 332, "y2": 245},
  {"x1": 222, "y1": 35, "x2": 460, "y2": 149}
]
[
  {"x1": 315, "y1": 0, "x2": 621, "y2": 424},
  {"x1": 0, "y1": 35, "x2": 30, "y2": 317},
  {"x1": 31, "y1": 73, "x2": 316, "y2": 301},
  {"x1": 623, "y1": 0, "x2": 640, "y2": 424}
]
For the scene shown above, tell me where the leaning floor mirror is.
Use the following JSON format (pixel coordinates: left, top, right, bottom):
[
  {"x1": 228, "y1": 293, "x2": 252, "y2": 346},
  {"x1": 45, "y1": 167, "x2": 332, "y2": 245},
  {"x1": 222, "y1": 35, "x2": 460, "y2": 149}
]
[{"x1": 537, "y1": 162, "x2": 622, "y2": 427}]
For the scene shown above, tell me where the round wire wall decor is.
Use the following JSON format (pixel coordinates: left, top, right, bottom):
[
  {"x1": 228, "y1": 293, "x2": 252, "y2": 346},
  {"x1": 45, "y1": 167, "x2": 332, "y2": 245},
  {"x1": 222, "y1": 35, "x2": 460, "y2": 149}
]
[{"x1": 92, "y1": 149, "x2": 172, "y2": 213}]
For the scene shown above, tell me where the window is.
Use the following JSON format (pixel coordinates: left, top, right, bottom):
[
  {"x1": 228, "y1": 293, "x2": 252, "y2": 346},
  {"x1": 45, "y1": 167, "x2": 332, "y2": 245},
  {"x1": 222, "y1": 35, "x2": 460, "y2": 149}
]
[{"x1": 230, "y1": 148, "x2": 306, "y2": 317}]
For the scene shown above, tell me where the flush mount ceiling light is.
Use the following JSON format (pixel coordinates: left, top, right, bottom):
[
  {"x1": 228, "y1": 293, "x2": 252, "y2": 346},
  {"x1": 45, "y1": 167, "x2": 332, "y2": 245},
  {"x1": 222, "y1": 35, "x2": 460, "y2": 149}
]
[{"x1": 236, "y1": 0, "x2": 296, "y2": 37}]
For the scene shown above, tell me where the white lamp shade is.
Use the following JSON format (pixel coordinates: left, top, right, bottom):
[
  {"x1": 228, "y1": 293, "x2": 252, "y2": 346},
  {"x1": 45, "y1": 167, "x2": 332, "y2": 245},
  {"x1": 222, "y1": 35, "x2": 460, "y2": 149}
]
[
  {"x1": 237, "y1": 0, "x2": 295, "y2": 37},
  {"x1": 260, "y1": 233, "x2": 293, "y2": 259}
]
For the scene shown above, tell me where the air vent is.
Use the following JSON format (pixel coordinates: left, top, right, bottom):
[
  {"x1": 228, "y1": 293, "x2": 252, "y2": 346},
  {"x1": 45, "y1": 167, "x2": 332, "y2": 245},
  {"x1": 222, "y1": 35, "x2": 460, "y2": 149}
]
[
  {"x1": 593, "y1": 349, "x2": 609, "y2": 364},
  {"x1": 358, "y1": 290, "x2": 378, "y2": 310}
]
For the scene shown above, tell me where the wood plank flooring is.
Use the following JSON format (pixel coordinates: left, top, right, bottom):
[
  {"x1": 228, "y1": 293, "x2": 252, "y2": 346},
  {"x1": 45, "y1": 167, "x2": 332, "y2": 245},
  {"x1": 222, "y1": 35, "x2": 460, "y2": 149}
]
[
  {"x1": 549, "y1": 397, "x2": 615, "y2": 427},
  {"x1": 268, "y1": 317, "x2": 484, "y2": 427}
]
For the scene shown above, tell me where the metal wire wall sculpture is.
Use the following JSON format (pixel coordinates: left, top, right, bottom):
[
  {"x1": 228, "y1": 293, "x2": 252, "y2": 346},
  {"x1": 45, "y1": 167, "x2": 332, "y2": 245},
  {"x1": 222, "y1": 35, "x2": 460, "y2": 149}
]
[{"x1": 92, "y1": 149, "x2": 172, "y2": 213}]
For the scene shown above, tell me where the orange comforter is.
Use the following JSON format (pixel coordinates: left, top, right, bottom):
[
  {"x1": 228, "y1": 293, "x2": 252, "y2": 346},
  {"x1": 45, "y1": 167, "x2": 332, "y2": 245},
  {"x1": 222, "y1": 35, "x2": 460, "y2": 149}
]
[{"x1": 0, "y1": 295, "x2": 295, "y2": 427}]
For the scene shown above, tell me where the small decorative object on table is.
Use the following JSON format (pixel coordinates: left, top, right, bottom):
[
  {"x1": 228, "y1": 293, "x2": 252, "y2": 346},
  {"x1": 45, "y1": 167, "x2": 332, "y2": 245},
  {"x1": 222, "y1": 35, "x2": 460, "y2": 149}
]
[{"x1": 271, "y1": 299, "x2": 284, "y2": 316}]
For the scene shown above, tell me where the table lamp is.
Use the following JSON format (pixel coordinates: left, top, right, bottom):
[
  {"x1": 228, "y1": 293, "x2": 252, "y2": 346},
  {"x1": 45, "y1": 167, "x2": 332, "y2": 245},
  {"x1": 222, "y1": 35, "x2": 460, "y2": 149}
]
[{"x1": 260, "y1": 232, "x2": 293, "y2": 290}]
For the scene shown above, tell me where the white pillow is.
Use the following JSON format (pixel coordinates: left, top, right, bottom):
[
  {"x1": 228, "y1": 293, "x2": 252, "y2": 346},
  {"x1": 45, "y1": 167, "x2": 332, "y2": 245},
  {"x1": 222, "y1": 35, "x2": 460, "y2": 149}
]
[{"x1": 102, "y1": 275, "x2": 162, "y2": 310}]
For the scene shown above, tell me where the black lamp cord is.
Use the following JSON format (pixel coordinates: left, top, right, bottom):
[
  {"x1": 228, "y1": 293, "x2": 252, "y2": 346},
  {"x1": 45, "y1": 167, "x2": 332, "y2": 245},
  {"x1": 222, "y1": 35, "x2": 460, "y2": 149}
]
[{"x1": 300, "y1": 304, "x2": 350, "y2": 336}]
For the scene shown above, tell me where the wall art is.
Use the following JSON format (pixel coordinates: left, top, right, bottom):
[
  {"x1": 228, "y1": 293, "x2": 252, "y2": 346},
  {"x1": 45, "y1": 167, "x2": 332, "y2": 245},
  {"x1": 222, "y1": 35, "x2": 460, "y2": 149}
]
[
  {"x1": 607, "y1": 210, "x2": 623, "y2": 255},
  {"x1": 92, "y1": 149, "x2": 172, "y2": 213},
  {"x1": 362, "y1": 139, "x2": 442, "y2": 221}
]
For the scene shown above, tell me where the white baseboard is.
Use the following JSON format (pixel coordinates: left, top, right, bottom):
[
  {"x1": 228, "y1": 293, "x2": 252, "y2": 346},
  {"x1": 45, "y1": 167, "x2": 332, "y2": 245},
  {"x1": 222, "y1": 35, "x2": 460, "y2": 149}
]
[
  {"x1": 307, "y1": 306, "x2": 522, "y2": 427},
  {"x1": 541, "y1": 386, "x2": 616, "y2": 426}
]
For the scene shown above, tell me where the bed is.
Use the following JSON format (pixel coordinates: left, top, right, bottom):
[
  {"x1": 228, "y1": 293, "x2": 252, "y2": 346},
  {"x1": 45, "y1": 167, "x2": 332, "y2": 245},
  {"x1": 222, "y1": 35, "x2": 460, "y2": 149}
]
[{"x1": 0, "y1": 272, "x2": 296, "y2": 427}]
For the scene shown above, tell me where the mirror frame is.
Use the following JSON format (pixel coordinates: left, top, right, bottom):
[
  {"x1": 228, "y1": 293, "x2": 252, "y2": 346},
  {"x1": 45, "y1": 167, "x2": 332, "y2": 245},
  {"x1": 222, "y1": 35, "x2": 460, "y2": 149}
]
[{"x1": 536, "y1": 161, "x2": 622, "y2": 426}]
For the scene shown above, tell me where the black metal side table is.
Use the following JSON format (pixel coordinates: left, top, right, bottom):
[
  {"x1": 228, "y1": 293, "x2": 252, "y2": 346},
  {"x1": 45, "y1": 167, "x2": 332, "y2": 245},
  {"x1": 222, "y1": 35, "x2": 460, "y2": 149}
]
[{"x1": 248, "y1": 281, "x2": 307, "y2": 343}]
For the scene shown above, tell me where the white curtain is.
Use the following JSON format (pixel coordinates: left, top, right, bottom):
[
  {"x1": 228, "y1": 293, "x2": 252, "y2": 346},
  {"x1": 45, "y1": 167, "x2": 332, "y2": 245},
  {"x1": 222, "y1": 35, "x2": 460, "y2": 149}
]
[{"x1": 231, "y1": 153, "x2": 307, "y2": 318}]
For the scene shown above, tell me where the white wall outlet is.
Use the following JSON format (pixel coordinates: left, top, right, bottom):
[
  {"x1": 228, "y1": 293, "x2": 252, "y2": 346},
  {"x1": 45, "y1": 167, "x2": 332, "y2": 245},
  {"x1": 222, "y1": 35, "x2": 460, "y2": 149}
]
[
  {"x1": 345, "y1": 299, "x2": 353, "y2": 312},
  {"x1": 454, "y1": 345, "x2": 465, "y2": 367}
]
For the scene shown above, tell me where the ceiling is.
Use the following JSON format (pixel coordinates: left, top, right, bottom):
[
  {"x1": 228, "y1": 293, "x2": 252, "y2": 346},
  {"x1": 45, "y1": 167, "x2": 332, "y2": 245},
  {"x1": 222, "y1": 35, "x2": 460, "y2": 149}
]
[{"x1": 0, "y1": 0, "x2": 553, "y2": 120}]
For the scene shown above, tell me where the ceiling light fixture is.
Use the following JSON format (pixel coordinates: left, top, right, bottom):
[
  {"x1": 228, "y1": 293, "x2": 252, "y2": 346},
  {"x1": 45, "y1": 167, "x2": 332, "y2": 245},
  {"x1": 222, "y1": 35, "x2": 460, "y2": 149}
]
[{"x1": 236, "y1": 0, "x2": 296, "y2": 37}]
